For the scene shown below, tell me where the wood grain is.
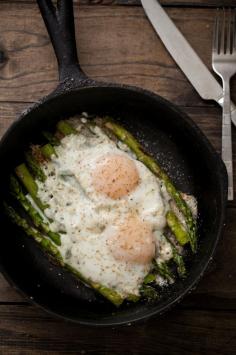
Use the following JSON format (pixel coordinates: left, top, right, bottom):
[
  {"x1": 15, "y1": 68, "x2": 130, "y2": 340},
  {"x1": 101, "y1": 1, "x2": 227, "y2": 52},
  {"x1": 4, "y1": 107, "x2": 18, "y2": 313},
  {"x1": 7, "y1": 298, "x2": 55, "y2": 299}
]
[
  {"x1": 6, "y1": 0, "x2": 236, "y2": 7},
  {"x1": 0, "y1": 304, "x2": 235, "y2": 354},
  {"x1": 0, "y1": 4, "x2": 235, "y2": 106},
  {"x1": 79, "y1": 0, "x2": 236, "y2": 6},
  {"x1": 0, "y1": 1, "x2": 235, "y2": 353}
]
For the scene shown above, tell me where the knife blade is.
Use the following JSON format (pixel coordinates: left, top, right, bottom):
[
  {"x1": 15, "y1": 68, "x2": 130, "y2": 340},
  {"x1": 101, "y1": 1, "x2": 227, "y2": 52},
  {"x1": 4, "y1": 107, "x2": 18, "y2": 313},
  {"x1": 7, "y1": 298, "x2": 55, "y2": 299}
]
[{"x1": 141, "y1": 0, "x2": 236, "y2": 127}]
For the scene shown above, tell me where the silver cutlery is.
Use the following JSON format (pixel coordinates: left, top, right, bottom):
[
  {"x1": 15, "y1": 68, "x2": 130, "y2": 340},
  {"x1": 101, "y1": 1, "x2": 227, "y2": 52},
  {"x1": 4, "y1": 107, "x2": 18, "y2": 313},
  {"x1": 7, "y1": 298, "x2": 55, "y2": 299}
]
[
  {"x1": 141, "y1": 0, "x2": 236, "y2": 127},
  {"x1": 212, "y1": 9, "x2": 236, "y2": 201}
]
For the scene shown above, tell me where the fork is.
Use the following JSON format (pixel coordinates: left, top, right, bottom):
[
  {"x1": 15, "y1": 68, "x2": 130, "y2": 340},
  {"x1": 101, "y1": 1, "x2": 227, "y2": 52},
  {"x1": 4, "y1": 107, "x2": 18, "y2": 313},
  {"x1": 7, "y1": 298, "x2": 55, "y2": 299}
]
[{"x1": 212, "y1": 8, "x2": 236, "y2": 201}]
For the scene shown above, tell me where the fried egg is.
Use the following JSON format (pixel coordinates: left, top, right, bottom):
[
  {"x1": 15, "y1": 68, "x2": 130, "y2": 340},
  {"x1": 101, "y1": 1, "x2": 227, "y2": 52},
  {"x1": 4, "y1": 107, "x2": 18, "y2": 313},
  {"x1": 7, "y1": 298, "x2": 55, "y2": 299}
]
[{"x1": 37, "y1": 121, "x2": 171, "y2": 297}]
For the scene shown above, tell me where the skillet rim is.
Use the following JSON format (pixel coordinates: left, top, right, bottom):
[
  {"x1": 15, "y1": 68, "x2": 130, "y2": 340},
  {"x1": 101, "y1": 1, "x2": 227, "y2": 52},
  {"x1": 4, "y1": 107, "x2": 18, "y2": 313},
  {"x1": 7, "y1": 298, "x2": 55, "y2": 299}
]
[{"x1": 0, "y1": 82, "x2": 228, "y2": 326}]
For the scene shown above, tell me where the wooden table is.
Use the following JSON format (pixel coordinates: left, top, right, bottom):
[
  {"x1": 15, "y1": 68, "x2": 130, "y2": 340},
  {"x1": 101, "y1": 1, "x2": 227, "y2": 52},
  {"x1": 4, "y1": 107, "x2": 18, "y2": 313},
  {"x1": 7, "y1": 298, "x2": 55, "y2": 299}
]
[{"x1": 0, "y1": 1, "x2": 235, "y2": 353}]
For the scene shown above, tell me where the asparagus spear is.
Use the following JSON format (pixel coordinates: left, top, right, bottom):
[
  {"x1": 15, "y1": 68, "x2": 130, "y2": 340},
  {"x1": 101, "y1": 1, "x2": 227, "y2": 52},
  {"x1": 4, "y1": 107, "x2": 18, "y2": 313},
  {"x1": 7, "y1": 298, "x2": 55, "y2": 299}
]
[
  {"x1": 104, "y1": 120, "x2": 197, "y2": 252},
  {"x1": 29, "y1": 142, "x2": 56, "y2": 163},
  {"x1": 9, "y1": 175, "x2": 61, "y2": 246},
  {"x1": 154, "y1": 260, "x2": 174, "y2": 283},
  {"x1": 42, "y1": 131, "x2": 60, "y2": 146},
  {"x1": 172, "y1": 248, "x2": 186, "y2": 278},
  {"x1": 25, "y1": 152, "x2": 46, "y2": 182},
  {"x1": 41, "y1": 143, "x2": 57, "y2": 159},
  {"x1": 140, "y1": 285, "x2": 159, "y2": 301},
  {"x1": 143, "y1": 273, "x2": 156, "y2": 285},
  {"x1": 166, "y1": 210, "x2": 189, "y2": 246},
  {"x1": 4, "y1": 202, "x2": 125, "y2": 307},
  {"x1": 15, "y1": 163, "x2": 46, "y2": 211},
  {"x1": 4, "y1": 203, "x2": 62, "y2": 262},
  {"x1": 126, "y1": 294, "x2": 140, "y2": 302},
  {"x1": 65, "y1": 264, "x2": 125, "y2": 306},
  {"x1": 57, "y1": 120, "x2": 77, "y2": 136},
  {"x1": 163, "y1": 234, "x2": 186, "y2": 278},
  {"x1": 91, "y1": 282, "x2": 124, "y2": 307},
  {"x1": 66, "y1": 264, "x2": 139, "y2": 306},
  {"x1": 145, "y1": 242, "x2": 186, "y2": 283}
]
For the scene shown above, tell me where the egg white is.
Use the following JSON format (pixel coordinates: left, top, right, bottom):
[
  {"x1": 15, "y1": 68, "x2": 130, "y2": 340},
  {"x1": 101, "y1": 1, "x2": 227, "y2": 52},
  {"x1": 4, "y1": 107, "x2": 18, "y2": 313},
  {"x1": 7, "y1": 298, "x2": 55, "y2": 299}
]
[{"x1": 37, "y1": 121, "x2": 171, "y2": 297}]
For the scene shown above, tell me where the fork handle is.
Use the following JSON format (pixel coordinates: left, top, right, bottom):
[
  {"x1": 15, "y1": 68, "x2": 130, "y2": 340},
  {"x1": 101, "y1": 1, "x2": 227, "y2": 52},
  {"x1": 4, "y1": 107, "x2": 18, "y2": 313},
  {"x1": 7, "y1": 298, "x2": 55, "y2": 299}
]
[{"x1": 222, "y1": 77, "x2": 234, "y2": 201}]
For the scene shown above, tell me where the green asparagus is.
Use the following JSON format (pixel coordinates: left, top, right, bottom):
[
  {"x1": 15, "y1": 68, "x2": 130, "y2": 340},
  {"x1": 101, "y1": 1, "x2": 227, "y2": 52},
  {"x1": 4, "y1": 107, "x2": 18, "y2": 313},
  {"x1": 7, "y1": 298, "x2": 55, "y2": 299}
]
[
  {"x1": 25, "y1": 151, "x2": 46, "y2": 182},
  {"x1": 91, "y1": 282, "x2": 124, "y2": 307},
  {"x1": 4, "y1": 202, "x2": 126, "y2": 307},
  {"x1": 4, "y1": 203, "x2": 62, "y2": 262},
  {"x1": 166, "y1": 210, "x2": 189, "y2": 246},
  {"x1": 126, "y1": 294, "x2": 140, "y2": 302},
  {"x1": 154, "y1": 260, "x2": 174, "y2": 283},
  {"x1": 140, "y1": 285, "x2": 159, "y2": 301},
  {"x1": 163, "y1": 234, "x2": 186, "y2": 278},
  {"x1": 6, "y1": 116, "x2": 194, "y2": 307},
  {"x1": 172, "y1": 249, "x2": 186, "y2": 278},
  {"x1": 143, "y1": 273, "x2": 156, "y2": 285},
  {"x1": 41, "y1": 143, "x2": 57, "y2": 159},
  {"x1": 15, "y1": 163, "x2": 46, "y2": 211},
  {"x1": 42, "y1": 131, "x2": 60, "y2": 146},
  {"x1": 104, "y1": 120, "x2": 197, "y2": 252},
  {"x1": 57, "y1": 120, "x2": 77, "y2": 136},
  {"x1": 65, "y1": 264, "x2": 130, "y2": 307},
  {"x1": 9, "y1": 175, "x2": 61, "y2": 246}
]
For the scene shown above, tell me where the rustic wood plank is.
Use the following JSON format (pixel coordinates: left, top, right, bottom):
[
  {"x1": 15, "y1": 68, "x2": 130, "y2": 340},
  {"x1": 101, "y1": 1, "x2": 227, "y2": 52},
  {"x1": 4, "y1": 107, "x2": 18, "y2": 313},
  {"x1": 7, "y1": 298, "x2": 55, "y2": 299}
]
[
  {"x1": 0, "y1": 304, "x2": 235, "y2": 354},
  {"x1": 79, "y1": 0, "x2": 236, "y2": 6},
  {"x1": 5, "y1": 0, "x2": 236, "y2": 7},
  {"x1": 0, "y1": 4, "x2": 235, "y2": 106},
  {"x1": 0, "y1": 1, "x2": 235, "y2": 353}
]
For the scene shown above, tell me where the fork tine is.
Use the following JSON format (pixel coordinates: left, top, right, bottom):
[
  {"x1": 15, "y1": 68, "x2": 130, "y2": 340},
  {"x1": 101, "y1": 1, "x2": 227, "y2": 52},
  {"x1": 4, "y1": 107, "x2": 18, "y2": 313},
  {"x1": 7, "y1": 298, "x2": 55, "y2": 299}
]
[
  {"x1": 226, "y1": 8, "x2": 232, "y2": 54},
  {"x1": 220, "y1": 9, "x2": 226, "y2": 53},
  {"x1": 213, "y1": 9, "x2": 220, "y2": 53}
]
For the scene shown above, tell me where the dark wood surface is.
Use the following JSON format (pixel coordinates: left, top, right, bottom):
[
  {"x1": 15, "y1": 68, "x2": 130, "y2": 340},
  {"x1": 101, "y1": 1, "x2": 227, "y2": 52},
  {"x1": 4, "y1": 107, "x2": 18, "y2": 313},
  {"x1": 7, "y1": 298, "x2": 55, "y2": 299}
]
[
  {"x1": 8, "y1": 0, "x2": 236, "y2": 7},
  {"x1": 0, "y1": 1, "x2": 236, "y2": 354}
]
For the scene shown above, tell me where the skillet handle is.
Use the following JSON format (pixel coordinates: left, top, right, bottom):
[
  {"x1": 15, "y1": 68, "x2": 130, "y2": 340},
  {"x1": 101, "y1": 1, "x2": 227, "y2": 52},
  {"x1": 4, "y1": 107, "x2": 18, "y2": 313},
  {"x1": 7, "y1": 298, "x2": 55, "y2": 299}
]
[{"x1": 37, "y1": 0, "x2": 92, "y2": 87}]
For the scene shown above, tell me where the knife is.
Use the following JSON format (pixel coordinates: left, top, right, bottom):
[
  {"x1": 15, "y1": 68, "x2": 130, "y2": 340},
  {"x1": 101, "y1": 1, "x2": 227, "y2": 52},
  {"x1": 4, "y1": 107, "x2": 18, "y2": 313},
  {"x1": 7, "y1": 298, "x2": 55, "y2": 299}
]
[{"x1": 141, "y1": 0, "x2": 236, "y2": 127}]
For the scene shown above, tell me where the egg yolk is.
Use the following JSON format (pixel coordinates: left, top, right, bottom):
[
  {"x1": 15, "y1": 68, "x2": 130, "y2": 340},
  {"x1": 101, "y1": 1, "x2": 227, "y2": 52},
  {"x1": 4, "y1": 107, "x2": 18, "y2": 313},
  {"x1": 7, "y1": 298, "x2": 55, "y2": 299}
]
[
  {"x1": 92, "y1": 154, "x2": 139, "y2": 199},
  {"x1": 108, "y1": 215, "x2": 155, "y2": 264}
]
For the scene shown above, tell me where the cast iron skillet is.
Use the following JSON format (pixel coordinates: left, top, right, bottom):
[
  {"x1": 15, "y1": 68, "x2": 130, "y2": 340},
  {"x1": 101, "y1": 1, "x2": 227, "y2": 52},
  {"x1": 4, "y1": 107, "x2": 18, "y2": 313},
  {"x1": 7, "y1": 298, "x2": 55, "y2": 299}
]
[{"x1": 0, "y1": 0, "x2": 228, "y2": 326}]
